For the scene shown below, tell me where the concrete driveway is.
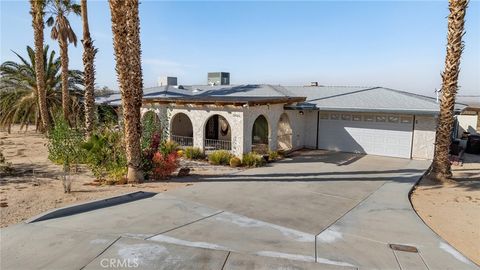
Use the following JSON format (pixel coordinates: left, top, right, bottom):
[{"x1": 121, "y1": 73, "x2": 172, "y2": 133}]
[{"x1": 1, "y1": 151, "x2": 477, "y2": 269}]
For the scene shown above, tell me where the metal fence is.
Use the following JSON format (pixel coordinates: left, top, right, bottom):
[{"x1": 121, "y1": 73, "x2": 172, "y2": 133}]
[
  {"x1": 171, "y1": 135, "x2": 193, "y2": 147},
  {"x1": 204, "y1": 139, "x2": 232, "y2": 151}
]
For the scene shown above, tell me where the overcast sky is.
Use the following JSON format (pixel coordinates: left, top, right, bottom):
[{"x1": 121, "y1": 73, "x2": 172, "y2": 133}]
[{"x1": 1, "y1": 0, "x2": 479, "y2": 96}]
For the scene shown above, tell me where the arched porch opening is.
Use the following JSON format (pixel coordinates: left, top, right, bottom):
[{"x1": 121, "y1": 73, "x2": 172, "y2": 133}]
[
  {"x1": 277, "y1": 113, "x2": 293, "y2": 151},
  {"x1": 170, "y1": 113, "x2": 193, "y2": 147},
  {"x1": 252, "y1": 115, "x2": 269, "y2": 154},
  {"x1": 204, "y1": 114, "x2": 232, "y2": 151}
]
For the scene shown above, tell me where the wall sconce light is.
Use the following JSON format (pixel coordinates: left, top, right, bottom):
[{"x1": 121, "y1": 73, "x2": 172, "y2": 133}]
[{"x1": 299, "y1": 111, "x2": 304, "y2": 115}]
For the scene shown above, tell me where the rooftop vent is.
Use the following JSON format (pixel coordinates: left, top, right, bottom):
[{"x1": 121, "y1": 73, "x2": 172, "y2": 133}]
[{"x1": 158, "y1": 76, "x2": 178, "y2": 86}]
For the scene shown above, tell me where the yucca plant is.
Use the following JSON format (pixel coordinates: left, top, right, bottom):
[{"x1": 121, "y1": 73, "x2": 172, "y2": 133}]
[{"x1": 0, "y1": 45, "x2": 84, "y2": 132}]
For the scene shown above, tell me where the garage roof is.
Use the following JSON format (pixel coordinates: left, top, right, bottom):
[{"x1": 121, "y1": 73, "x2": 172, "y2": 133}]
[{"x1": 284, "y1": 86, "x2": 467, "y2": 115}]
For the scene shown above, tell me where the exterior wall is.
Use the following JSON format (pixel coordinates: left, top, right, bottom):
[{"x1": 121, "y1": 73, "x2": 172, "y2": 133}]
[
  {"x1": 302, "y1": 110, "x2": 318, "y2": 149},
  {"x1": 412, "y1": 115, "x2": 437, "y2": 160},
  {"x1": 151, "y1": 104, "x2": 245, "y2": 157},
  {"x1": 456, "y1": 115, "x2": 478, "y2": 137},
  {"x1": 242, "y1": 104, "x2": 309, "y2": 153}
]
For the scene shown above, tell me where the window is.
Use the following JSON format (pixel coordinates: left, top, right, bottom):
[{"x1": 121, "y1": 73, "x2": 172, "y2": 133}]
[
  {"x1": 341, "y1": 114, "x2": 351, "y2": 121},
  {"x1": 376, "y1": 115, "x2": 386, "y2": 122},
  {"x1": 364, "y1": 115, "x2": 374, "y2": 122},
  {"x1": 400, "y1": 117, "x2": 412, "y2": 124},
  {"x1": 352, "y1": 115, "x2": 362, "y2": 121},
  {"x1": 320, "y1": 113, "x2": 329, "y2": 119},
  {"x1": 388, "y1": 116, "x2": 399, "y2": 123},
  {"x1": 330, "y1": 114, "x2": 339, "y2": 120}
]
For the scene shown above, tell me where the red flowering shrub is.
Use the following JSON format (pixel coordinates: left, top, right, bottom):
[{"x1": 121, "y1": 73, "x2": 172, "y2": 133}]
[{"x1": 152, "y1": 151, "x2": 179, "y2": 180}]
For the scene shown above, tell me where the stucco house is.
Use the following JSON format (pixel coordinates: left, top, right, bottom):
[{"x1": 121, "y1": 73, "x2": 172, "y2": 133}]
[{"x1": 97, "y1": 75, "x2": 467, "y2": 160}]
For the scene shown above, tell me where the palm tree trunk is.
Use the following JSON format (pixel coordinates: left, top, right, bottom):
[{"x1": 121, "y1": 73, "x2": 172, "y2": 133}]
[
  {"x1": 427, "y1": 0, "x2": 468, "y2": 183},
  {"x1": 81, "y1": 0, "x2": 96, "y2": 137},
  {"x1": 109, "y1": 0, "x2": 144, "y2": 183},
  {"x1": 59, "y1": 37, "x2": 70, "y2": 122},
  {"x1": 30, "y1": 0, "x2": 50, "y2": 131}
]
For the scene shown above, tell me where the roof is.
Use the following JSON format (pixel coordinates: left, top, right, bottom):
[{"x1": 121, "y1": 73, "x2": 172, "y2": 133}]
[
  {"x1": 95, "y1": 84, "x2": 467, "y2": 115},
  {"x1": 284, "y1": 86, "x2": 466, "y2": 115}
]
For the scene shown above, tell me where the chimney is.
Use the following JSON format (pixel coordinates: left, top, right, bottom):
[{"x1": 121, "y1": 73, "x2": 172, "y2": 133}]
[
  {"x1": 158, "y1": 76, "x2": 178, "y2": 86},
  {"x1": 208, "y1": 72, "x2": 230, "y2": 85}
]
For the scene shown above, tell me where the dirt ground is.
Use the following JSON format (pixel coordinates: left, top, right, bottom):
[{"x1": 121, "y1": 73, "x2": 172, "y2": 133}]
[
  {"x1": 0, "y1": 126, "x2": 242, "y2": 228},
  {"x1": 411, "y1": 153, "x2": 480, "y2": 265}
]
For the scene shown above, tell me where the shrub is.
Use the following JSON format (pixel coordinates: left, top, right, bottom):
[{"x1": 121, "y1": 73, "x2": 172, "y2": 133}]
[
  {"x1": 159, "y1": 140, "x2": 179, "y2": 156},
  {"x1": 177, "y1": 150, "x2": 184, "y2": 157},
  {"x1": 47, "y1": 117, "x2": 86, "y2": 166},
  {"x1": 208, "y1": 150, "x2": 234, "y2": 165},
  {"x1": 242, "y1": 152, "x2": 266, "y2": 167},
  {"x1": 184, "y1": 147, "x2": 205, "y2": 160},
  {"x1": 268, "y1": 151, "x2": 279, "y2": 161},
  {"x1": 229, "y1": 157, "x2": 242, "y2": 167},
  {"x1": 152, "y1": 152, "x2": 179, "y2": 180},
  {"x1": 82, "y1": 128, "x2": 127, "y2": 182}
]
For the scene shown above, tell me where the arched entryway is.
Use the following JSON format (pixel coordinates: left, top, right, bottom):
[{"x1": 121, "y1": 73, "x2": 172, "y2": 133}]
[
  {"x1": 252, "y1": 115, "x2": 269, "y2": 154},
  {"x1": 170, "y1": 113, "x2": 193, "y2": 147},
  {"x1": 277, "y1": 113, "x2": 293, "y2": 151},
  {"x1": 204, "y1": 115, "x2": 232, "y2": 151}
]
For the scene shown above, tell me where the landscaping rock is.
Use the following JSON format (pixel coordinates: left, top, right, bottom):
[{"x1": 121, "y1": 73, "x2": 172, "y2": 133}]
[{"x1": 177, "y1": 167, "x2": 190, "y2": 177}]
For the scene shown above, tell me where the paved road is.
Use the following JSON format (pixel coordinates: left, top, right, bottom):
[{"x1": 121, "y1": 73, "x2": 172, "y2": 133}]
[{"x1": 1, "y1": 151, "x2": 477, "y2": 269}]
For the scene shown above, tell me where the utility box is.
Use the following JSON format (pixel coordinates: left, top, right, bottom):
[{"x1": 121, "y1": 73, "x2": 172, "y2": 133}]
[{"x1": 208, "y1": 72, "x2": 230, "y2": 85}]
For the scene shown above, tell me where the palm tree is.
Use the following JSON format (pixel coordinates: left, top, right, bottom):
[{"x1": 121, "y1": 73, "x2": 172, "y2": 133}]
[
  {"x1": 29, "y1": 0, "x2": 50, "y2": 131},
  {"x1": 0, "y1": 46, "x2": 84, "y2": 132},
  {"x1": 46, "y1": 0, "x2": 81, "y2": 122},
  {"x1": 109, "y1": 0, "x2": 144, "y2": 183},
  {"x1": 80, "y1": 0, "x2": 97, "y2": 136},
  {"x1": 427, "y1": 0, "x2": 468, "y2": 183}
]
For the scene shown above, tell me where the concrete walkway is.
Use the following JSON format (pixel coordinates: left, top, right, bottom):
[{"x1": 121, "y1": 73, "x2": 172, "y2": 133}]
[{"x1": 1, "y1": 151, "x2": 478, "y2": 269}]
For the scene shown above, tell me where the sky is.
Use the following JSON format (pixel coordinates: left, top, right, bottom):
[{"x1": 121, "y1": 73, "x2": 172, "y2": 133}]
[{"x1": 1, "y1": 0, "x2": 479, "y2": 97}]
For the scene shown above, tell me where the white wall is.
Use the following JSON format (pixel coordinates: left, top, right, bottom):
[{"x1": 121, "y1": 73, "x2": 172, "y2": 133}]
[
  {"x1": 457, "y1": 115, "x2": 478, "y2": 137},
  {"x1": 412, "y1": 115, "x2": 436, "y2": 160}
]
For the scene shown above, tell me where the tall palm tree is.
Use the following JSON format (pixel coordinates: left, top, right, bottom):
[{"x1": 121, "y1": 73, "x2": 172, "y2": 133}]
[
  {"x1": 109, "y1": 0, "x2": 144, "y2": 183},
  {"x1": 0, "y1": 46, "x2": 84, "y2": 132},
  {"x1": 427, "y1": 0, "x2": 468, "y2": 183},
  {"x1": 80, "y1": 0, "x2": 97, "y2": 136},
  {"x1": 46, "y1": 0, "x2": 81, "y2": 122},
  {"x1": 29, "y1": 0, "x2": 51, "y2": 131}
]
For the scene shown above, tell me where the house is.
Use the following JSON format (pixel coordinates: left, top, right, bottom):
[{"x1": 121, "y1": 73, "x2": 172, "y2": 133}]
[{"x1": 97, "y1": 74, "x2": 467, "y2": 160}]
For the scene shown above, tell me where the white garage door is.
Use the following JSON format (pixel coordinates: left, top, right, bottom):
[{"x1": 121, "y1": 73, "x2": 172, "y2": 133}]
[{"x1": 318, "y1": 112, "x2": 414, "y2": 158}]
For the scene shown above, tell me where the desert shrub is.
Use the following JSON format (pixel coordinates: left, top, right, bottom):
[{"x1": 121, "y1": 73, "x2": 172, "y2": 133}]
[
  {"x1": 47, "y1": 117, "x2": 87, "y2": 193},
  {"x1": 184, "y1": 147, "x2": 205, "y2": 160},
  {"x1": 0, "y1": 150, "x2": 14, "y2": 175},
  {"x1": 242, "y1": 152, "x2": 266, "y2": 167},
  {"x1": 268, "y1": 151, "x2": 279, "y2": 161},
  {"x1": 208, "y1": 150, "x2": 234, "y2": 165},
  {"x1": 82, "y1": 128, "x2": 127, "y2": 181},
  {"x1": 47, "y1": 117, "x2": 86, "y2": 166},
  {"x1": 229, "y1": 156, "x2": 242, "y2": 167},
  {"x1": 151, "y1": 152, "x2": 179, "y2": 180},
  {"x1": 159, "y1": 140, "x2": 179, "y2": 156},
  {"x1": 0, "y1": 150, "x2": 5, "y2": 164}
]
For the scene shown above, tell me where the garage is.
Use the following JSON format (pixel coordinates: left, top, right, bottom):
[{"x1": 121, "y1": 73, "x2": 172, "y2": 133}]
[{"x1": 317, "y1": 112, "x2": 414, "y2": 158}]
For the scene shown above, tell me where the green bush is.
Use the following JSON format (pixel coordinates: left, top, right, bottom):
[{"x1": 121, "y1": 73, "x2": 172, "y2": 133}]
[
  {"x1": 208, "y1": 150, "x2": 234, "y2": 165},
  {"x1": 159, "y1": 140, "x2": 179, "y2": 156},
  {"x1": 229, "y1": 157, "x2": 242, "y2": 167},
  {"x1": 242, "y1": 152, "x2": 266, "y2": 167},
  {"x1": 47, "y1": 117, "x2": 86, "y2": 166},
  {"x1": 82, "y1": 128, "x2": 127, "y2": 181},
  {"x1": 268, "y1": 151, "x2": 279, "y2": 161},
  {"x1": 184, "y1": 147, "x2": 205, "y2": 160}
]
